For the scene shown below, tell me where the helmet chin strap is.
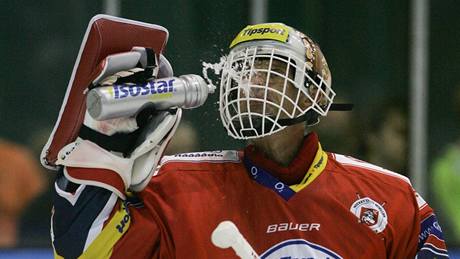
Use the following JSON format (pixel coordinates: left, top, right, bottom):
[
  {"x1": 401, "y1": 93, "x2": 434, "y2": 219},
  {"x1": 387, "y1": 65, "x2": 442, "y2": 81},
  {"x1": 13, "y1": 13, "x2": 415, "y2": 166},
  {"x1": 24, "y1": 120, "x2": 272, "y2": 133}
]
[
  {"x1": 231, "y1": 103, "x2": 353, "y2": 138},
  {"x1": 278, "y1": 103, "x2": 354, "y2": 127},
  {"x1": 278, "y1": 110, "x2": 320, "y2": 127},
  {"x1": 329, "y1": 103, "x2": 355, "y2": 111}
]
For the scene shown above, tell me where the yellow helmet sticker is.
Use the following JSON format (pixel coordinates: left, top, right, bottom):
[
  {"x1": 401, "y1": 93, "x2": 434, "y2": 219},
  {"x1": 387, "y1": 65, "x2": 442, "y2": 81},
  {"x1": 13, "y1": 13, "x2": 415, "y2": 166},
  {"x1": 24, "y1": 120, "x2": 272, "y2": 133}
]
[{"x1": 230, "y1": 23, "x2": 290, "y2": 48}]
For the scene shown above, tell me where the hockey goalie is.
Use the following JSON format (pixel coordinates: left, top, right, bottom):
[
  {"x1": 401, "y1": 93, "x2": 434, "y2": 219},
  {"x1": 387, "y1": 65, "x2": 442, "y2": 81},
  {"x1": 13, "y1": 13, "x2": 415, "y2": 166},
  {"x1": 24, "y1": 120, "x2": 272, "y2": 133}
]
[{"x1": 43, "y1": 15, "x2": 449, "y2": 258}]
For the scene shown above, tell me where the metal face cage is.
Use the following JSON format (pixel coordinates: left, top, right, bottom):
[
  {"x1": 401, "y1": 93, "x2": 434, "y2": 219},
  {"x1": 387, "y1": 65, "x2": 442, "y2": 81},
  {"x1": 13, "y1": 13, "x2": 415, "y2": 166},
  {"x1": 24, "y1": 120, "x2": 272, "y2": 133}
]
[{"x1": 219, "y1": 44, "x2": 335, "y2": 139}]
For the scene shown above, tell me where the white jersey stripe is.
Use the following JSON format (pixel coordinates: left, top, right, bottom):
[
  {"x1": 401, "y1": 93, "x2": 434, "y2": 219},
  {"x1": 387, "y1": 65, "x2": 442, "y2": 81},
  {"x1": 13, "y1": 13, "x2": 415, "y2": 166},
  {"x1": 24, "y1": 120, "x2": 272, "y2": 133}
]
[
  {"x1": 83, "y1": 193, "x2": 118, "y2": 251},
  {"x1": 54, "y1": 181, "x2": 86, "y2": 206},
  {"x1": 415, "y1": 192, "x2": 428, "y2": 210},
  {"x1": 333, "y1": 154, "x2": 411, "y2": 184}
]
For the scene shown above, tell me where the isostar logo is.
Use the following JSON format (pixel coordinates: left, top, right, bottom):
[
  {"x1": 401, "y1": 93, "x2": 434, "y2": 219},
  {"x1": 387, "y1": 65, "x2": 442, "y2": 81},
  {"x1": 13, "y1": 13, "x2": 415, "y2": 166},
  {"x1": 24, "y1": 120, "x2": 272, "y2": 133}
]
[
  {"x1": 111, "y1": 78, "x2": 176, "y2": 99},
  {"x1": 350, "y1": 196, "x2": 388, "y2": 233}
]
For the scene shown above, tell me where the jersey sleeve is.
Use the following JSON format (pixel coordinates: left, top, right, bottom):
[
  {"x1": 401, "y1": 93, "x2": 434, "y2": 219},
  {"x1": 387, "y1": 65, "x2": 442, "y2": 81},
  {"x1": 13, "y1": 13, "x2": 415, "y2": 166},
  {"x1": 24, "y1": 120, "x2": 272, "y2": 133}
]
[
  {"x1": 414, "y1": 192, "x2": 449, "y2": 258},
  {"x1": 51, "y1": 168, "x2": 166, "y2": 259}
]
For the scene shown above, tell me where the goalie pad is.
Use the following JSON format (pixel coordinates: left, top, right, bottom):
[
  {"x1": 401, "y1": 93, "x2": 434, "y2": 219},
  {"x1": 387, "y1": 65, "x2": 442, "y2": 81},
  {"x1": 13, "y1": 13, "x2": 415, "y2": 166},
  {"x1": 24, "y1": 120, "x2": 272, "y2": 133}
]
[{"x1": 41, "y1": 14, "x2": 170, "y2": 170}]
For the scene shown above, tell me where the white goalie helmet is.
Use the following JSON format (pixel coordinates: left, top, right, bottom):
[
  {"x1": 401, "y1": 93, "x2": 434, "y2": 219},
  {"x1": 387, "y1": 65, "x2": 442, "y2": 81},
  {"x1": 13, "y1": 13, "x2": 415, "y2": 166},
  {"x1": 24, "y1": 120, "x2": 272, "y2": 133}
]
[{"x1": 219, "y1": 23, "x2": 336, "y2": 139}]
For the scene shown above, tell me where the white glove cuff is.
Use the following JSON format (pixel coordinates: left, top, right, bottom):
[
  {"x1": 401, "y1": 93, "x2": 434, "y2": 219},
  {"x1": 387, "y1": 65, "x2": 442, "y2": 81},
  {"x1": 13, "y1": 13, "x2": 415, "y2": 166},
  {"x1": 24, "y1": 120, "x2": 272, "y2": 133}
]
[
  {"x1": 56, "y1": 139, "x2": 132, "y2": 199},
  {"x1": 130, "y1": 109, "x2": 182, "y2": 191},
  {"x1": 130, "y1": 109, "x2": 182, "y2": 192}
]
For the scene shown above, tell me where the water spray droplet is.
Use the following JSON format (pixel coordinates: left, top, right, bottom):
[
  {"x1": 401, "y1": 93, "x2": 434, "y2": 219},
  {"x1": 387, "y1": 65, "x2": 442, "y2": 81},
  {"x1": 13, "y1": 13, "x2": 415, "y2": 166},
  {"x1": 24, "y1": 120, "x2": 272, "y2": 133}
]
[{"x1": 202, "y1": 56, "x2": 227, "y2": 92}]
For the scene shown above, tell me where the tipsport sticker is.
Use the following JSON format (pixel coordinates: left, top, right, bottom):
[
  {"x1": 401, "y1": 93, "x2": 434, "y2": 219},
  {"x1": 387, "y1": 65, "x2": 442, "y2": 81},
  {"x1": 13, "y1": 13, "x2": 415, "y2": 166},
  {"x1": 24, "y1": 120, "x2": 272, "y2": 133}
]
[{"x1": 230, "y1": 23, "x2": 289, "y2": 48}]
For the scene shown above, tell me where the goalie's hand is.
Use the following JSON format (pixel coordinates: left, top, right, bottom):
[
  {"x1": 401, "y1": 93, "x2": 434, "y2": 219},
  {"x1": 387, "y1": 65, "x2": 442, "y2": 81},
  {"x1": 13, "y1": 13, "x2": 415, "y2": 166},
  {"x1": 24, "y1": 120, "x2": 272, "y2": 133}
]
[
  {"x1": 81, "y1": 67, "x2": 152, "y2": 141},
  {"x1": 56, "y1": 49, "x2": 180, "y2": 198}
]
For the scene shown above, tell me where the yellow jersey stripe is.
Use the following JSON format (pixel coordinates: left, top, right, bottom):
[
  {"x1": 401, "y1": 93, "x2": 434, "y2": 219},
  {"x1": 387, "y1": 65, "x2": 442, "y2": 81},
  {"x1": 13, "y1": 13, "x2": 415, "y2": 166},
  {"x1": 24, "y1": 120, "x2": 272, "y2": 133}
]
[
  {"x1": 290, "y1": 144, "x2": 328, "y2": 192},
  {"x1": 53, "y1": 249, "x2": 64, "y2": 259},
  {"x1": 78, "y1": 201, "x2": 131, "y2": 259}
]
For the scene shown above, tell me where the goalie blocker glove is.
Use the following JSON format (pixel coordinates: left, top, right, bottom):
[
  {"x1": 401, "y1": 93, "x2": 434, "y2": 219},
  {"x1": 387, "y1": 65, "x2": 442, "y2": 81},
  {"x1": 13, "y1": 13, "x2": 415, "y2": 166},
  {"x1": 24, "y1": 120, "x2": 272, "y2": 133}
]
[{"x1": 56, "y1": 48, "x2": 181, "y2": 199}]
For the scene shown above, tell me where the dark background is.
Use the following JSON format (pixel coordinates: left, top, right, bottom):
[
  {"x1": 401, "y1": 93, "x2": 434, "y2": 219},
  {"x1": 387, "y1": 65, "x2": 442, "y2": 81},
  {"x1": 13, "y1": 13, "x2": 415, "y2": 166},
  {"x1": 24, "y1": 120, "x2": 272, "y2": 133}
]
[{"x1": 0, "y1": 0, "x2": 459, "y2": 250}]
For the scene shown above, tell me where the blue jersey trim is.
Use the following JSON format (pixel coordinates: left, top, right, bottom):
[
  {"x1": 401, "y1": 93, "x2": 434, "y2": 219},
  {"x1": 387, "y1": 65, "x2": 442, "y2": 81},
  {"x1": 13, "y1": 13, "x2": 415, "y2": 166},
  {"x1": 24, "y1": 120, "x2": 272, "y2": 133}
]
[
  {"x1": 243, "y1": 157, "x2": 296, "y2": 200},
  {"x1": 53, "y1": 181, "x2": 112, "y2": 258}
]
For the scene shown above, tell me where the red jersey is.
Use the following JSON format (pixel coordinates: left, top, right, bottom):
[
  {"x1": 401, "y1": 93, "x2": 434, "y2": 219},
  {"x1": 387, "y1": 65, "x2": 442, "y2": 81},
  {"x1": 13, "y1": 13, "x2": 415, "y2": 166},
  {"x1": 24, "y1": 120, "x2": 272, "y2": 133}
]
[{"x1": 52, "y1": 133, "x2": 448, "y2": 258}]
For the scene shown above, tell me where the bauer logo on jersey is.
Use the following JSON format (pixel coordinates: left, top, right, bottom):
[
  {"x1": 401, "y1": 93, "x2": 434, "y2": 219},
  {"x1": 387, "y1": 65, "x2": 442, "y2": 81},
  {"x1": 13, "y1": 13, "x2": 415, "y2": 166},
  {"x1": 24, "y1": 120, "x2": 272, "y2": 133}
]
[
  {"x1": 260, "y1": 239, "x2": 342, "y2": 259},
  {"x1": 350, "y1": 197, "x2": 388, "y2": 233},
  {"x1": 230, "y1": 23, "x2": 289, "y2": 48}
]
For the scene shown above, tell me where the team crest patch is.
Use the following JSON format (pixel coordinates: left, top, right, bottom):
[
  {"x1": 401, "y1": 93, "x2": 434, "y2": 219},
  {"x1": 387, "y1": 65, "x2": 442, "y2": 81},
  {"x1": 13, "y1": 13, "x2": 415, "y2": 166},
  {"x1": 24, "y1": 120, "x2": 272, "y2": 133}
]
[{"x1": 350, "y1": 196, "x2": 388, "y2": 233}]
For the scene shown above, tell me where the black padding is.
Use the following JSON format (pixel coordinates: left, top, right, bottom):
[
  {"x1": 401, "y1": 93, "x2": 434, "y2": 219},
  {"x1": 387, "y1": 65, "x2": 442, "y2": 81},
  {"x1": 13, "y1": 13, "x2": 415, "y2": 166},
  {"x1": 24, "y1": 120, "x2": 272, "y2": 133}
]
[
  {"x1": 278, "y1": 110, "x2": 319, "y2": 126},
  {"x1": 56, "y1": 168, "x2": 80, "y2": 192},
  {"x1": 79, "y1": 124, "x2": 142, "y2": 157},
  {"x1": 114, "y1": 47, "x2": 157, "y2": 84}
]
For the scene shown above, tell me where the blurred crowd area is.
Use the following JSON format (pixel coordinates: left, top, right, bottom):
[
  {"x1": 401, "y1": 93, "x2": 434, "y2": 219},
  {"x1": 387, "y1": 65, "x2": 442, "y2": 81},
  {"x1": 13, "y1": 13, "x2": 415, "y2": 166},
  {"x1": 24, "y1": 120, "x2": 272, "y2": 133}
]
[{"x1": 0, "y1": 0, "x2": 459, "y2": 251}]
